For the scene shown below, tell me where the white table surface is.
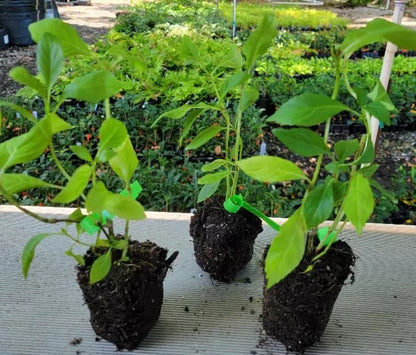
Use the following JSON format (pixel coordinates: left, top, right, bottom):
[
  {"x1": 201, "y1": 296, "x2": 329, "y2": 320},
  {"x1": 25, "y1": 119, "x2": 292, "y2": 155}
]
[{"x1": 1, "y1": 205, "x2": 415, "y2": 355}]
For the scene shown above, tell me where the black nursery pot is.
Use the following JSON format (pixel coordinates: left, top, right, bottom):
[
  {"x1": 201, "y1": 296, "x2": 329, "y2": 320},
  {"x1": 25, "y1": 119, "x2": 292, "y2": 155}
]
[
  {"x1": 190, "y1": 196, "x2": 263, "y2": 282},
  {"x1": 77, "y1": 240, "x2": 178, "y2": 350},
  {"x1": 263, "y1": 240, "x2": 355, "y2": 353}
]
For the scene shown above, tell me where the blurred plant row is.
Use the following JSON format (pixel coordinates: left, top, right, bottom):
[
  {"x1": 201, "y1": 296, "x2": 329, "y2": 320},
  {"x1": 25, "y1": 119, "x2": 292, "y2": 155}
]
[{"x1": 0, "y1": 0, "x2": 414, "y2": 223}]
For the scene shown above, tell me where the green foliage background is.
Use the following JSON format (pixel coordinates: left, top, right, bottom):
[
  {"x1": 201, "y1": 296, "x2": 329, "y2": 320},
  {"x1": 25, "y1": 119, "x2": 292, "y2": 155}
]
[{"x1": 1, "y1": 0, "x2": 415, "y2": 224}]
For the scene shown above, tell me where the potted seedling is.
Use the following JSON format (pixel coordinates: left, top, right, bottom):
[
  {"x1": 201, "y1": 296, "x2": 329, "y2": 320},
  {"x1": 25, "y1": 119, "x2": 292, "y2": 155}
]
[
  {"x1": 0, "y1": 19, "x2": 178, "y2": 350},
  {"x1": 153, "y1": 16, "x2": 277, "y2": 282},
  {"x1": 236, "y1": 19, "x2": 416, "y2": 352}
]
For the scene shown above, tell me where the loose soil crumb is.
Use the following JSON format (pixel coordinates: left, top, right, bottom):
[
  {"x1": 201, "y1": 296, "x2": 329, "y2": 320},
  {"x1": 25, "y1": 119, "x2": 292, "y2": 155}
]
[{"x1": 70, "y1": 337, "x2": 82, "y2": 345}]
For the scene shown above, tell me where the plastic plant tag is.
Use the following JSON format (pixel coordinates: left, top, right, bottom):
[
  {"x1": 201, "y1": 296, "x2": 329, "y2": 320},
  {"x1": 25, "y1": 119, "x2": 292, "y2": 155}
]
[
  {"x1": 223, "y1": 194, "x2": 243, "y2": 213},
  {"x1": 80, "y1": 212, "x2": 101, "y2": 235},
  {"x1": 120, "y1": 180, "x2": 142, "y2": 199},
  {"x1": 130, "y1": 180, "x2": 142, "y2": 199},
  {"x1": 317, "y1": 227, "x2": 338, "y2": 246},
  {"x1": 224, "y1": 194, "x2": 280, "y2": 231}
]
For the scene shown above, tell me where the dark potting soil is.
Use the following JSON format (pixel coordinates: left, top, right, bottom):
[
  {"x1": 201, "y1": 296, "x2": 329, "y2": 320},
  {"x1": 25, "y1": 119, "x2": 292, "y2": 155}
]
[
  {"x1": 77, "y1": 240, "x2": 178, "y2": 350},
  {"x1": 262, "y1": 240, "x2": 355, "y2": 353},
  {"x1": 190, "y1": 196, "x2": 263, "y2": 282}
]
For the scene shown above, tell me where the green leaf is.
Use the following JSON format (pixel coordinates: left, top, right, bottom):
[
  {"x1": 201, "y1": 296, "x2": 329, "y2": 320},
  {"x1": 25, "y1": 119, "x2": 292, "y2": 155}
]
[
  {"x1": 112, "y1": 239, "x2": 128, "y2": 250},
  {"x1": 219, "y1": 72, "x2": 250, "y2": 98},
  {"x1": 239, "y1": 87, "x2": 259, "y2": 112},
  {"x1": 85, "y1": 181, "x2": 145, "y2": 220},
  {"x1": 29, "y1": 18, "x2": 90, "y2": 57},
  {"x1": 218, "y1": 45, "x2": 243, "y2": 69},
  {"x1": 66, "y1": 208, "x2": 85, "y2": 231},
  {"x1": 355, "y1": 87, "x2": 368, "y2": 108},
  {"x1": 97, "y1": 150, "x2": 117, "y2": 163},
  {"x1": 242, "y1": 14, "x2": 277, "y2": 70},
  {"x1": 334, "y1": 139, "x2": 359, "y2": 162},
  {"x1": 155, "y1": 103, "x2": 216, "y2": 122},
  {"x1": 359, "y1": 164, "x2": 379, "y2": 178},
  {"x1": 198, "y1": 170, "x2": 229, "y2": 185},
  {"x1": 0, "y1": 113, "x2": 72, "y2": 170},
  {"x1": 237, "y1": 156, "x2": 307, "y2": 183},
  {"x1": 70, "y1": 145, "x2": 93, "y2": 162},
  {"x1": 185, "y1": 125, "x2": 224, "y2": 151},
  {"x1": 0, "y1": 173, "x2": 56, "y2": 194},
  {"x1": 37, "y1": 33, "x2": 64, "y2": 91},
  {"x1": 22, "y1": 233, "x2": 55, "y2": 278},
  {"x1": 197, "y1": 181, "x2": 221, "y2": 203},
  {"x1": 304, "y1": 180, "x2": 334, "y2": 229},
  {"x1": 354, "y1": 138, "x2": 374, "y2": 165},
  {"x1": 332, "y1": 181, "x2": 348, "y2": 205},
  {"x1": 95, "y1": 239, "x2": 111, "y2": 248},
  {"x1": 365, "y1": 102, "x2": 391, "y2": 125},
  {"x1": 201, "y1": 159, "x2": 227, "y2": 173},
  {"x1": 370, "y1": 178, "x2": 394, "y2": 198},
  {"x1": 181, "y1": 36, "x2": 200, "y2": 61},
  {"x1": 0, "y1": 101, "x2": 37, "y2": 124},
  {"x1": 273, "y1": 128, "x2": 330, "y2": 157},
  {"x1": 64, "y1": 71, "x2": 122, "y2": 103},
  {"x1": 65, "y1": 249, "x2": 85, "y2": 266},
  {"x1": 52, "y1": 165, "x2": 91, "y2": 203},
  {"x1": 89, "y1": 249, "x2": 112, "y2": 284},
  {"x1": 109, "y1": 136, "x2": 138, "y2": 185},
  {"x1": 99, "y1": 118, "x2": 128, "y2": 151},
  {"x1": 179, "y1": 108, "x2": 206, "y2": 146},
  {"x1": 325, "y1": 162, "x2": 350, "y2": 174},
  {"x1": 267, "y1": 93, "x2": 350, "y2": 126},
  {"x1": 9, "y1": 67, "x2": 47, "y2": 99},
  {"x1": 368, "y1": 81, "x2": 397, "y2": 112},
  {"x1": 265, "y1": 209, "x2": 306, "y2": 288},
  {"x1": 344, "y1": 173, "x2": 374, "y2": 234},
  {"x1": 340, "y1": 18, "x2": 416, "y2": 57}
]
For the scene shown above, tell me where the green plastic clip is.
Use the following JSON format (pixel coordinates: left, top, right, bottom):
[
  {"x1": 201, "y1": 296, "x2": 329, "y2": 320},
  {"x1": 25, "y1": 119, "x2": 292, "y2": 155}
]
[
  {"x1": 81, "y1": 181, "x2": 143, "y2": 235},
  {"x1": 120, "y1": 180, "x2": 143, "y2": 199},
  {"x1": 317, "y1": 227, "x2": 337, "y2": 246},
  {"x1": 80, "y1": 212, "x2": 101, "y2": 235},
  {"x1": 224, "y1": 194, "x2": 280, "y2": 231}
]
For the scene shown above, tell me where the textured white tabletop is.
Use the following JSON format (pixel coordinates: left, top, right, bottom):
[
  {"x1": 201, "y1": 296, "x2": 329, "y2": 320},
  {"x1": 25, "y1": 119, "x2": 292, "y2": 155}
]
[{"x1": 1, "y1": 206, "x2": 415, "y2": 355}]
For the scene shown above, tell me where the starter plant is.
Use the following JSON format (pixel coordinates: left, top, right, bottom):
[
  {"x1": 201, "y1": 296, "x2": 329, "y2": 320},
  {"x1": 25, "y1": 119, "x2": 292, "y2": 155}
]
[
  {"x1": 0, "y1": 19, "x2": 178, "y2": 350},
  {"x1": 237, "y1": 19, "x2": 416, "y2": 352},
  {"x1": 153, "y1": 16, "x2": 277, "y2": 282}
]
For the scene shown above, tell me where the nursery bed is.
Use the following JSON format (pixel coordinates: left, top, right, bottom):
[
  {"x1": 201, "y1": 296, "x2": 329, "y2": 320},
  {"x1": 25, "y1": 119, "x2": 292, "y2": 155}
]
[{"x1": 0, "y1": 205, "x2": 415, "y2": 355}]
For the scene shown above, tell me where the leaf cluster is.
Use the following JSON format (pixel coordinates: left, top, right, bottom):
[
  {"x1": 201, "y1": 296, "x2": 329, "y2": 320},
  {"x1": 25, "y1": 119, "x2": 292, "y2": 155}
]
[
  {"x1": 238, "y1": 19, "x2": 416, "y2": 288},
  {"x1": 0, "y1": 19, "x2": 146, "y2": 285}
]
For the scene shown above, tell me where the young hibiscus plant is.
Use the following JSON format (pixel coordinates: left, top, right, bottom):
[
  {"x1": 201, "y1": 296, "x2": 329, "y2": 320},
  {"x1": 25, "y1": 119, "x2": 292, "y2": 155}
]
[
  {"x1": 0, "y1": 19, "x2": 144, "y2": 284},
  {"x1": 237, "y1": 19, "x2": 416, "y2": 288}
]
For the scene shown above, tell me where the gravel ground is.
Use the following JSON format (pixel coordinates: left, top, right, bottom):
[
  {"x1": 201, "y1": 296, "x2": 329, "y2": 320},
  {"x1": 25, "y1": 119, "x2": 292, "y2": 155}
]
[{"x1": 0, "y1": 1, "x2": 415, "y2": 188}]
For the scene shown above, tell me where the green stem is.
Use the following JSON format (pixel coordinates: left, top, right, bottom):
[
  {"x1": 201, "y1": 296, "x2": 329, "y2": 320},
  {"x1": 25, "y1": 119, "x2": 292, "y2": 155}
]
[
  {"x1": 306, "y1": 229, "x2": 317, "y2": 257},
  {"x1": 222, "y1": 109, "x2": 232, "y2": 196},
  {"x1": 49, "y1": 140, "x2": 71, "y2": 181},
  {"x1": 316, "y1": 209, "x2": 345, "y2": 252},
  {"x1": 124, "y1": 220, "x2": 130, "y2": 238},
  {"x1": 312, "y1": 220, "x2": 347, "y2": 261},
  {"x1": 52, "y1": 99, "x2": 66, "y2": 114},
  {"x1": 0, "y1": 186, "x2": 80, "y2": 224},
  {"x1": 98, "y1": 223, "x2": 112, "y2": 241},
  {"x1": 308, "y1": 56, "x2": 342, "y2": 191},
  {"x1": 91, "y1": 161, "x2": 97, "y2": 187},
  {"x1": 342, "y1": 58, "x2": 357, "y2": 99},
  {"x1": 230, "y1": 108, "x2": 243, "y2": 198},
  {"x1": 61, "y1": 230, "x2": 92, "y2": 247},
  {"x1": 49, "y1": 140, "x2": 87, "y2": 200},
  {"x1": 105, "y1": 98, "x2": 111, "y2": 119}
]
